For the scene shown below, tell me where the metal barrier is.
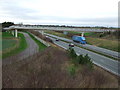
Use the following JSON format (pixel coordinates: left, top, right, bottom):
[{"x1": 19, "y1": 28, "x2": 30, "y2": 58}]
[{"x1": 29, "y1": 32, "x2": 50, "y2": 47}]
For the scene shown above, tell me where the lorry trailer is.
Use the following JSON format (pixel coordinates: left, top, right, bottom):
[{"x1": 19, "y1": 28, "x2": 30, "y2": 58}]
[{"x1": 72, "y1": 35, "x2": 86, "y2": 44}]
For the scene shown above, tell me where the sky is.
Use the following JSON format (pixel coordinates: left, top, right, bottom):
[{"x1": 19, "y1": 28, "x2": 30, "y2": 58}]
[{"x1": 0, "y1": 0, "x2": 119, "y2": 27}]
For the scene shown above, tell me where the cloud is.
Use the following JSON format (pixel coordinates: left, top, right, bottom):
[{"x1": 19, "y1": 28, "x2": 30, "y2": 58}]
[
  {"x1": 0, "y1": 0, "x2": 119, "y2": 27},
  {"x1": 0, "y1": 1, "x2": 39, "y2": 20}
]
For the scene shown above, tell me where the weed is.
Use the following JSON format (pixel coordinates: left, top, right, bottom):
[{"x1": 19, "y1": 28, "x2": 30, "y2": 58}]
[
  {"x1": 67, "y1": 47, "x2": 77, "y2": 59},
  {"x1": 68, "y1": 48, "x2": 93, "y2": 69},
  {"x1": 68, "y1": 65, "x2": 76, "y2": 76}
]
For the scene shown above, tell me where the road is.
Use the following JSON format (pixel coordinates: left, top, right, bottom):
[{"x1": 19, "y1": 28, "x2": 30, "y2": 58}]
[
  {"x1": 48, "y1": 36, "x2": 120, "y2": 76},
  {"x1": 6, "y1": 25, "x2": 116, "y2": 32},
  {"x1": 3, "y1": 32, "x2": 39, "y2": 65},
  {"x1": 44, "y1": 33, "x2": 119, "y2": 59}
]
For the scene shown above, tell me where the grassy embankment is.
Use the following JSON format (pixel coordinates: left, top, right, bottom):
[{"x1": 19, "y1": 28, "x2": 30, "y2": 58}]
[
  {"x1": 45, "y1": 31, "x2": 119, "y2": 60},
  {"x1": 45, "y1": 31, "x2": 119, "y2": 52},
  {"x1": 86, "y1": 37, "x2": 119, "y2": 52},
  {"x1": 45, "y1": 30, "x2": 71, "y2": 39},
  {"x1": 3, "y1": 47, "x2": 118, "y2": 88},
  {"x1": 68, "y1": 31, "x2": 119, "y2": 52},
  {"x1": 24, "y1": 31, "x2": 47, "y2": 51},
  {"x1": 2, "y1": 32, "x2": 27, "y2": 58},
  {"x1": 84, "y1": 32, "x2": 119, "y2": 52},
  {"x1": 2, "y1": 31, "x2": 118, "y2": 88}
]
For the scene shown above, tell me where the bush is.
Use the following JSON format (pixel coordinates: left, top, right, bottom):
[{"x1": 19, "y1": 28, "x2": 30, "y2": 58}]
[
  {"x1": 77, "y1": 54, "x2": 93, "y2": 69},
  {"x1": 86, "y1": 60, "x2": 93, "y2": 69},
  {"x1": 67, "y1": 48, "x2": 77, "y2": 59},
  {"x1": 68, "y1": 65, "x2": 76, "y2": 76},
  {"x1": 84, "y1": 54, "x2": 91, "y2": 63},
  {"x1": 68, "y1": 48, "x2": 93, "y2": 69}
]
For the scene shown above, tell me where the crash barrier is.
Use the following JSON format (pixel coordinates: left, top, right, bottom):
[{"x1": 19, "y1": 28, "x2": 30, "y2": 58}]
[{"x1": 29, "y1": 32, "x2": 50, "y2": 47}]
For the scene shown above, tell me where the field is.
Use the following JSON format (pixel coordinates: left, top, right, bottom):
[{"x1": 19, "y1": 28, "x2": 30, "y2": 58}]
[
  {"x1": 86, "y1": 37, "x2": 119, "y2": 52},
  {"x1": 2, "y1": 39, "x2": 18, "y2": 53},
  {"x1": 1, "y1": 32, "x2": 17, "y2": 52},
  {"x1": 68, "y1": 31, "x2": 92, "y2": 36},
  {"x1": 84, "y1": 32, "x2": 119, "y2": 52},
  {"x1": 2, "y1": 39, "x2": 16, "y2": 51},
  {"x1": 3, "y1": 47, "x2": 119, "y2": 88},
  {"x1": 2, "y1": 31, "x2": 14, "y2": 38},
  {"x1": 2, "y1": 32, "x2": 27, "y2": 58},
  {"x1": 45, "y1": 31, "x2": 71, "y2": 39}
]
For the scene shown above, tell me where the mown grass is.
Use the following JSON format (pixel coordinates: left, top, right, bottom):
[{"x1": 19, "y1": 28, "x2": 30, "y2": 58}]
[
  {"x1": 2, "y1": 39, "x2": 17, "y2": 51},
  {"x1": 2, "y1": 33, "x2": 27, "y2": 58},
  {"x1": 2, "y1": 32, "x2": 14, "y2": 38},
  {"x1": 26, "y1": 32, "x2": 47, "y2": 51},
  {"x1": 2, "y1": 32, "x2": 17, "y2": 51}
]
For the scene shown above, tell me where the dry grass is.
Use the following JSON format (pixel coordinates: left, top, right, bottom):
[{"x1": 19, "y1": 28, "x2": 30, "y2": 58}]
[
  {"x1": 45, "y1": 31, "x2": 119, "y2": 52},
  {"x1": 86, "y1": 37, "x2": 119, "y2": 52},
  {"x1": 28, "y1": 30, "x2": 53, "y2": 43},
  {"x1": 3, "y1": 47, "x2": 118, "y2": 88},
  {"x1": 45, "y1": 31, "x2": 71, "y2": 39}
]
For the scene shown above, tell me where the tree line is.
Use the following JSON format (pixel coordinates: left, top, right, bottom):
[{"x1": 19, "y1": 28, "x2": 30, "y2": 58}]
[{"x1": 2, "y1": 22, "x2": 14, "y2": 28}]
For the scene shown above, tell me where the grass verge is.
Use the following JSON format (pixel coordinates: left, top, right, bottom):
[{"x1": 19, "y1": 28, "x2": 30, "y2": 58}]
[
  {"x1": 47, "y1": 35, "x2": 119, "y2": 61},
  {"x1": 3, "y1": 33, "x2": 27, "y2": 58},
  {"x1": 45, "y1": 31, "x2": 119, "y2": 52},
  {"x1": 26, "y1": 32, "x2": 47, "y2": 51},
  {"x1": 86, "y1": 37, "x2": 119, "y2": 52},
  {"x1": 45, "y1": 31, "x2": 71, "y2": 39}
]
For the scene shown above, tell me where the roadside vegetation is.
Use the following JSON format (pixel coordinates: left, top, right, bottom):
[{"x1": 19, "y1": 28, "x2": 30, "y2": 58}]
[
  {"x1": 27, "y1": 32, "x2": 46, "y2": 51},
  {"x1": 85, "y1": 31, "x2": 120, "y2": 52},
  {"x1": 45, "y1": 30, "x2": 71, "y2": 39},
  {"x1": 28, "y1": 30, "x2": 53, "y2": 43},
  {"x1": 22, "y1": 31, "x2": 47, "y2": 51},
  {"x1": 45, "y1": 30, "x2": 119, "y2": 52},
  {"x1": 2, "y1": 32, "x2": 27, "y2": 58},
  {"x1": 47, "y1": 32, "x2": 119, "y2": 61},
  {"x1": 67, "y1": 48, "x2": 93, "y2": 76},
  {"x1": 86, "y1": 37, "x2": 119, "y2": 52},
  {"x1": 3, "y1": 46, "x2": 118, "y2": 88}
]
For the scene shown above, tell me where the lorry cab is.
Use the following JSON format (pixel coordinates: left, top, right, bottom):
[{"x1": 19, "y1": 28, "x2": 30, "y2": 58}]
[
  {"x1": 80, "y1": 37, "x2": 86, "y2": 44},
  {"x1": 72, "y1": 35, "x2": 86, "y2": 44}
]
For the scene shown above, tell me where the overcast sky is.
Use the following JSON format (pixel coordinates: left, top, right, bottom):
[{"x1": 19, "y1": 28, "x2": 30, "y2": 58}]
[{"x1": 0, "y1": 0, "x2": 119, "y2": 27}]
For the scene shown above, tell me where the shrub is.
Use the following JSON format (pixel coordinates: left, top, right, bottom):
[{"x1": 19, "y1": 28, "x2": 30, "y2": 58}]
[
  {"x1": 67, "y1": 48, "x2": 77, "y2": 59},
  {"x1": 76, "y1": 54, "x2": 84, "y2": 64},
  {"x1": 68, "y1": 65, "x2": 76, "y2": 76},
  {"x1": 84, "y1": 54, "x2": 91, "y2": 63},
  {"x1": 67, "y1": 48, "x2": 93, "y2": 69},
  {"x1": 77, "y1": 54, "x2": 93, "y2": 69},
  {"x1": 86, "y1": 60, "x2": 93, "y2": 69}
]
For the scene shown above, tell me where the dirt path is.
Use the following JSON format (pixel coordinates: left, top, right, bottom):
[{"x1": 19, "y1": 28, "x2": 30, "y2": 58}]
[{"x1": 3, "y1": 32, "x2": 39, "y2": 65}]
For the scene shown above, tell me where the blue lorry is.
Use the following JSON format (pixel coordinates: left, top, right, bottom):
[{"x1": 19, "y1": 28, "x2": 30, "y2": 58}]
[{"x1": 72, "y1": 35, "x2": 86, "y2": 44}]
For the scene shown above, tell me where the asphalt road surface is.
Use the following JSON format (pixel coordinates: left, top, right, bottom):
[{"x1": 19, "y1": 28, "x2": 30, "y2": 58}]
[
  {"x1": 8, "y1": 25, "x2": 115, "y2": 32},
  {"x1": 3, "y1": 32, "x2": 39, "y2": 65},
  {"x1": 48, "y1": 36, "x2": 120, "y2": 76},
  {"x1": 44, "y1": 33, "x2": 119, "y2": 59}
]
